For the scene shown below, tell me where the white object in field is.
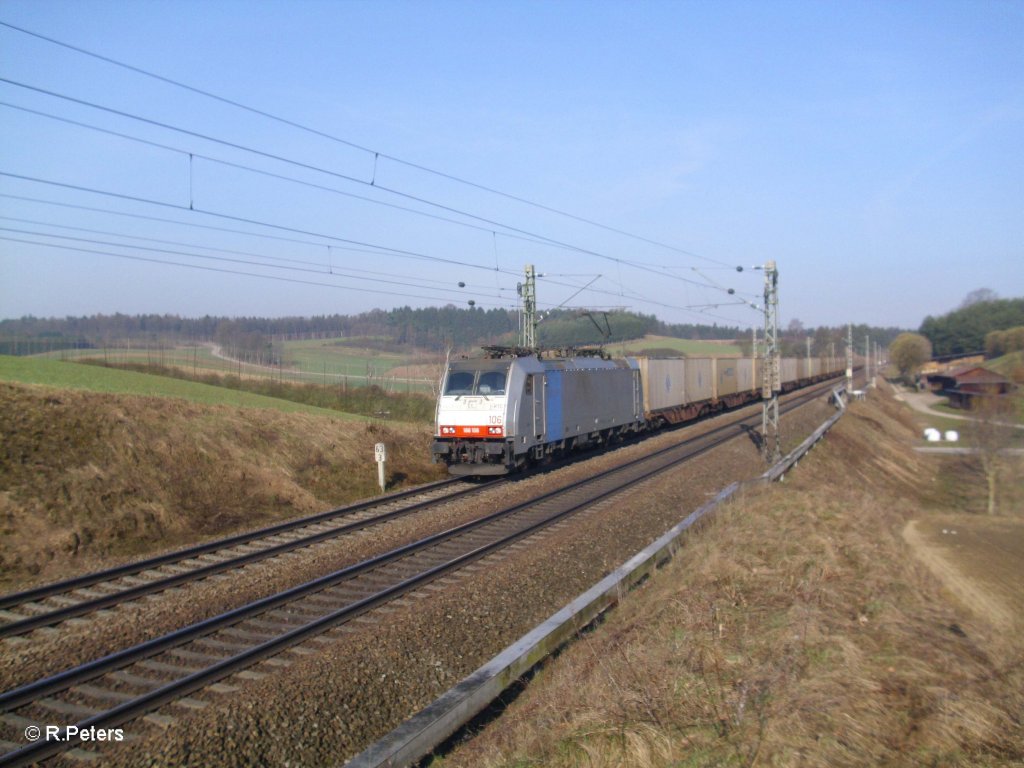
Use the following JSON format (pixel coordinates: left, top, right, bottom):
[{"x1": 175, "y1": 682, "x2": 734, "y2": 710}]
[
  {"x1": 945, "y1": 430, "x2": 959, "y2": 442},
  {"x1": 924, "y1": 428, "x2": 941, "y2": 442}
]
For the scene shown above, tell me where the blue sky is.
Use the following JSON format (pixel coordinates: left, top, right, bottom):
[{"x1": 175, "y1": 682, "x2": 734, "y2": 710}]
[{"x1": 0, "y1": 0, "x2": 1021, "y2": 331}]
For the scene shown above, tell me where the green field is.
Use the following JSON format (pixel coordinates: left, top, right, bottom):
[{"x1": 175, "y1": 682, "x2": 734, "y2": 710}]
[
  {"x1": 609, "y1": 335, "x2": 743, "y2": 357},
  {"x1": 0, "y1": 355, "x2": 365, "y2": 418},
  {"x1": 38, "y1": 339, "x2": 441, "y2": 393},
  {"x1": 277, "y1": 338, "x2": 434, "y2": 381}
]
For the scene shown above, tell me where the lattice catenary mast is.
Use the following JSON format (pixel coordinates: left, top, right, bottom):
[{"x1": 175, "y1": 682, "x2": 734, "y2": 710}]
[
  {"x1": 846, "y1": 323, "x2": 854, "y2": 393},
  {"x1": 760, "y1": 260, "x2": 781, "y2": 463},
  {"x1": 518, "y1": 264, "x2": 538, "y2": 351}
]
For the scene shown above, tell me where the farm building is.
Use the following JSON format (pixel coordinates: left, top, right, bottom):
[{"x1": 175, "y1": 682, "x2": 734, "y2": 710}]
[
  {"x1": 927, "y1": 365, "x2": 1015, "y2": 410},
  {"x1": 919, "y1": 352, "x2": 985, "y2": 377}
]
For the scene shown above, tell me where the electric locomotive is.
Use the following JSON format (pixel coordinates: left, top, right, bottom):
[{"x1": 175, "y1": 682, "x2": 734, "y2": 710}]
[{"x1": 433, "y1": 345, "x2": 846, "y2": 476}]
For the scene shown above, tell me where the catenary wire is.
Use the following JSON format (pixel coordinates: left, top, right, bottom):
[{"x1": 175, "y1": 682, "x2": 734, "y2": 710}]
[
  {"x1": 0, "y1": 178, "x2": 747, "y2": 325},
  {"x1": 0, "y1": 19, "x2": 736, "y2": 268},
  {"x1": 0, "y1": 236, "x2": 510, "y2": 308},
  {"x1": 0, "y1": 226, "x2": 505, "y2": 300},
  {"x1": 0, "y1": 81, "x2": 728, "y2": 294},
  {"x1": 0, "y1": 215, "x2": 486, "y2": 291},
  {"x1": 0, "y1": 171, "x2": 516, "y2": 276}
]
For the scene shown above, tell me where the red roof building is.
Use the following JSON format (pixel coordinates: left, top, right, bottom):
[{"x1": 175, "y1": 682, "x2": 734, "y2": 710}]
[{"x1": 927, "y1": 366, "x2": 1015, "y2": 409}]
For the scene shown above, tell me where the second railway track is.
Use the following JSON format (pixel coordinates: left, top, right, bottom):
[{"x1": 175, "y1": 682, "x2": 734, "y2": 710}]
[{"x1": 0, "y1": 477, "x2": 491, "y2": 639}]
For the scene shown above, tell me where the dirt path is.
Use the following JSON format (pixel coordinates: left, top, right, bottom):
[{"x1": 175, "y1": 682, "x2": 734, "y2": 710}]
[{"x1": 902, "y1": 516, "x2": 1024, "y2": 634}]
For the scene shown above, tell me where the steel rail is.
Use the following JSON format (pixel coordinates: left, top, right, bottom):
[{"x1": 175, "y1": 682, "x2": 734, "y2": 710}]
[
  {"x1": 0, "y1": 478, "x2": 485, "y2": 638},
  {"x1": 0, "y1": 478, "x2": 460, "y2": 611}
]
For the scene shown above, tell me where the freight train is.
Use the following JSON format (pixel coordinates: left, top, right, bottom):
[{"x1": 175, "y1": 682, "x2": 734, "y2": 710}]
[{"x1": 431, "y1": 347, "x2": 844, "y2": 476}]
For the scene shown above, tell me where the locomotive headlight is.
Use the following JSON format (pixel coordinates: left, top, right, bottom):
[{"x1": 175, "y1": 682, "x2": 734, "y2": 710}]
[
  {"x1": 440, "y1": 426, "x2": 455, "y2": 435},
  {"x1": 487, "y1": 426, "x2": 504, "y2": 435}
]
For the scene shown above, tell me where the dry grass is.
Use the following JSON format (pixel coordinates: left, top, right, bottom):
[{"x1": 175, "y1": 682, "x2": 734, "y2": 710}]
[
  {"x1": 0, "y1": 382, "x2": 444, "y2": 590},
  {"x1": 441, "y1": 388, "x2": 1024, "y2": 768}
]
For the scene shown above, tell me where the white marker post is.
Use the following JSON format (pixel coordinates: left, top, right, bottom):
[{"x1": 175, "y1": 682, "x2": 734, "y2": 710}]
[{"x1": 374, "y1": 442, "x2": 387, "y2": 493}]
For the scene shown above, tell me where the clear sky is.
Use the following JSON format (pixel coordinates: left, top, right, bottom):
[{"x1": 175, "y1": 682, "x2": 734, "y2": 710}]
[{"x1": 1, "y1": 0, "x2": 1021, "y2": 331}]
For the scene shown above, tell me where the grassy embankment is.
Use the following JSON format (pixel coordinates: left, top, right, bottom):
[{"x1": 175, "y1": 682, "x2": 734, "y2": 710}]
[
  {"x1": 441, "y1": 385, "x2": 1024, "y2": 767},
  {"x1": 0, "y1": 356, "x2": 444, "y2": 590}
]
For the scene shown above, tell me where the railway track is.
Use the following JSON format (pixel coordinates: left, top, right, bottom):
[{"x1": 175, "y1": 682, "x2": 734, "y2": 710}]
[
  {"x1": 0, "y1": 380, "x2": 840, "y2": 766},
  {"x1": 0, "y1": 477, "x2": 491, "y2": 639}
]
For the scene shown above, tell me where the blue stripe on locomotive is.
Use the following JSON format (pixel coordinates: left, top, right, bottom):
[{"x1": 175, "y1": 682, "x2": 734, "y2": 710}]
[{"x1": 545, "y1": 370, "x2": 563, "y2": 439}]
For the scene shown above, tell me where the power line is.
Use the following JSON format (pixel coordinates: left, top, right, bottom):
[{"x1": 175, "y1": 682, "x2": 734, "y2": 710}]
[
  {"x1": 0, "y1": 19, "x2": 735, "y2": 268},
  {"x1": 0, "y1": 235, "x2": 508, "y2": 307},
  {"x1": 0, "y1": 171, "x2": 516, "y2": 276},
  {"x1": 0, "y1": 184, "x2": 744, "y2": 324},
  {"x1": 0, "y1": 193, "x2": 405, "y2": 252},
  {"x1": 0, "y1": 100, "x2": 548, "y2": 251},
  {"x1": 0, "y1": 84, "x2": 729, "y2": 294},
  {"x1": 2, "y1": 202, "x2": 742, "y2": 325},
  {"x1": 0, "y1": 214, "x2": 489, "y2": 291},
  {"x1": 0, "y1": 225, "x2": 505, "y2": 300},
  {"x1": 0, "y1": 194, "x2": 515, "y2": 293},
  {"x1": 537, "y1": 275, "x2": 744, "y2": 323},
  {"x1": 5, "y1": 191, "x2": 738, "y2": 323}
]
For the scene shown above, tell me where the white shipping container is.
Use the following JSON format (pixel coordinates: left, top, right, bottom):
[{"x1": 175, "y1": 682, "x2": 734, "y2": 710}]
[
  {"x1": 736, "y1": 358, "x2": 757, "y2": 392},
  {"x1": 636, "y1": 357, "x2": 690, "y2": 412},
  {"x1": 686, "y1": 358, "x2": 715, "y2": 402},
  {"x1": 780, "y1": 358, "x2": 799, "y2": 386}
]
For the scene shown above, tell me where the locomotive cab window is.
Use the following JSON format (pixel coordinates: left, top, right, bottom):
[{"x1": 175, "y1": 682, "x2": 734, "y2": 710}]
[
  {"x1": 443, "y1": 364, "x2": 510, "y2": 396},
  {"x1": 444, "y1": 371, "x2": 475, "y2": 395},
  {"x1": 477, "y1": 371, "x2": 506, "y2": 395}
]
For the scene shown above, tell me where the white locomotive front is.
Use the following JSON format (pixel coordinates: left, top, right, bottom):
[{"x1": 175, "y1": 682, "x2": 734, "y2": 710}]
[{"x1": 432, "y1": 357, "x2": 521, "y2": 475}]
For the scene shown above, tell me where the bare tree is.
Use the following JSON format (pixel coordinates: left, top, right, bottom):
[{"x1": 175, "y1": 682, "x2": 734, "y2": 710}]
[
  {"x1": 966, "y1": 395, "x2": 1016, "y2": 515},
  {"x1": 960, "y1": 288, "x2": 999, "y2": 308},
  {"x1": 428, "y1": 345, "x2": 453, "y2": 399}
]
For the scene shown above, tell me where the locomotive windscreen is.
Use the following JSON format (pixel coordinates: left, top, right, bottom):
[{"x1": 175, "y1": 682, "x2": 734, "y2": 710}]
[{"x1": 443, "y1": 363, "x2": 510, "y2": 396}]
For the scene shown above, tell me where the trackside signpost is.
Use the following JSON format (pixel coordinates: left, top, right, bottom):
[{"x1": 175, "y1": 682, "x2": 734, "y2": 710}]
[
  {"x1": 374, "y1": 442, "x2": 387, "y2": 493},
  {"x1": 374, "y1": 442, "x2": 387, "y2": 492}
]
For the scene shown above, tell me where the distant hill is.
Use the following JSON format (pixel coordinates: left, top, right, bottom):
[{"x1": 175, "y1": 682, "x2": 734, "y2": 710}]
[{"x1": 0, "y1": 308, "x2": 742, "y2": 357}]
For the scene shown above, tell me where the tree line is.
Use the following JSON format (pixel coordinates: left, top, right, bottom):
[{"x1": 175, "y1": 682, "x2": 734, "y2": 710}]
[
  {"x1": 0, "y1": 307, "x2": 910, "y2": 361},
  {"x1": 919, "y1": 293, "x2": 1024, "y2": 357},
  {"x1": 0, "y1": 307, "x2": 739, "y2": 356}
]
